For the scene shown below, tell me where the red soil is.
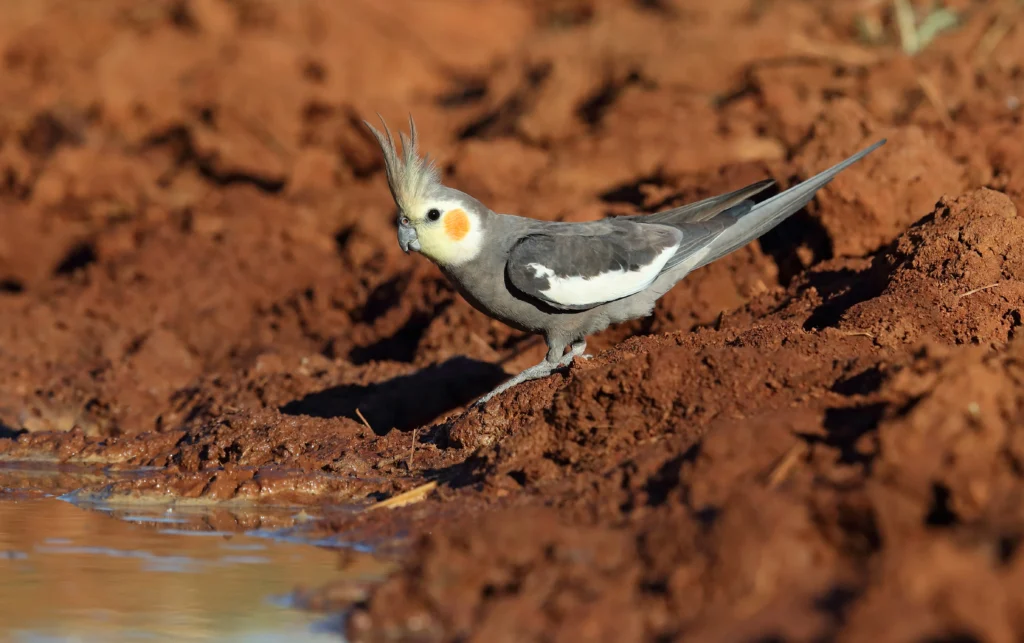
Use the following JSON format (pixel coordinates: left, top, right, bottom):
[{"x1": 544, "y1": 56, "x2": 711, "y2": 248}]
[{"x1": 3, "y1": 1, "x2": 1024, "y2": 641}]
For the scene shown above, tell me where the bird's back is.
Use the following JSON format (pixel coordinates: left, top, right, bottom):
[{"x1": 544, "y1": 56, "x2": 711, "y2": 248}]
[{"x1": 441, "y1": 139, "x2": 886, "y2": 344}]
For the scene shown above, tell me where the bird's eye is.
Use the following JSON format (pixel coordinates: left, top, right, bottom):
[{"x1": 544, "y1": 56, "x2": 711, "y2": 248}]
[{"x1": 426, "y1": 208, "x2": 441, "y2": 222}]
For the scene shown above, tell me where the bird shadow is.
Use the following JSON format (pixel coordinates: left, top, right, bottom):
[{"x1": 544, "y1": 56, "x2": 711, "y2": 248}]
[{"x1": 280, "y1": 356, "x2": 508, "y2": 435}]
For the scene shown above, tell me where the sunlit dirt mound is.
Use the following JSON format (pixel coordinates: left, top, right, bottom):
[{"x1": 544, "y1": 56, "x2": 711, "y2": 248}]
[{"x1": 3, "y1": 1, "x2": 1024, "y2": 641}]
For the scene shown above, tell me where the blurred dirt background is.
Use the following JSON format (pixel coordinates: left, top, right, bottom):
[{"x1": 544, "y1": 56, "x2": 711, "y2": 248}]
[{"x1": 2, "y1": 0, "x2": 1024, "y2": 641}]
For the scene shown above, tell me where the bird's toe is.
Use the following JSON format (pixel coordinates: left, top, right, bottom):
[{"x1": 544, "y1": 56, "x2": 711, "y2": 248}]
[{"x1": 470, "y1": 393, "x2": 493, "y2": 408}]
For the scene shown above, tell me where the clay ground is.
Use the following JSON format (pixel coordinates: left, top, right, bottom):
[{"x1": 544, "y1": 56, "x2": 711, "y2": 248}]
[{"x1": 2, "y1": 0, "x2": 1024, "y2": 640}]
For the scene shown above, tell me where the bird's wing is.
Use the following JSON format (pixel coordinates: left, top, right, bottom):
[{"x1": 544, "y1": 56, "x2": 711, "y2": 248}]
[
  {"x1": 505, "y1": 220, "x2": 682, "y2": 311},
  {"x1": 627, "y1": 179, "x2": 776, "y2": 225},
  {"x1": 504, "y1": 138, "x2": 886, "y2": 312}
]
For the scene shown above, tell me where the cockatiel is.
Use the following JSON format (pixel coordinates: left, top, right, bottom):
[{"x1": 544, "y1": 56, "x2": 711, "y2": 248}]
[{"x1": 365, "y1": 116, "x2": 885, "y2": 407}]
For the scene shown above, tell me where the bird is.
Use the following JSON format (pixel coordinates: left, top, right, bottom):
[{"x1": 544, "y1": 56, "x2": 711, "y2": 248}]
[{"x1": 364, "y1": 115, "x2": 886, "y2": 407}]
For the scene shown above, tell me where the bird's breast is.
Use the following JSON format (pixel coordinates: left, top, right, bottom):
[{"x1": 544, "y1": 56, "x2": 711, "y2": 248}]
[{"x1": 440, "y1": 263, "x2": 549, "y2": 334}]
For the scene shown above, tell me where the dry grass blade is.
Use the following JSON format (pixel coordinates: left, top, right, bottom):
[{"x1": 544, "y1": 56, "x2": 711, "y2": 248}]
[
  {"x1": 767, "y1": 442, "x2": 807, "y2": 489},
  {"x1": 788, "y1": 31, "x2": 882, "y2": 66},
  {"x1": 892, "y1": 0, "x2": 959, "y2": 55},
  {"x1": 367, "y1": 481, "x2": 438, "y2": 511},
  {"x1": 893, "y1": 0, "x2": 920, "y2": 54},
  {"x1": 841, "y1": 330, "x2": 877, "y2": 339},
  {"x1": 915, "y1": 7, "x2": 959, "y2": 51},
  {"x1": 355, "y1": 408, "x2": 374, "y2": 432},
  {"x1": 958, "y1": 282, "x2": 1001, "y2": 298}
]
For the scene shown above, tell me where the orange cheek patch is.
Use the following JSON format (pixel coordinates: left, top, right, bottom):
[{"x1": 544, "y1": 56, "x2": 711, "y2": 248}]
[{"x1": 443, "y1": 208, "x2": 470, "y2": 241}]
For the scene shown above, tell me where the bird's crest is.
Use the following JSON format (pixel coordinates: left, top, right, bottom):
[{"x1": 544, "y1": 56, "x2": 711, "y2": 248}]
[{"x1": 363, "y1": 115, "x2": 441, "y2": 215}]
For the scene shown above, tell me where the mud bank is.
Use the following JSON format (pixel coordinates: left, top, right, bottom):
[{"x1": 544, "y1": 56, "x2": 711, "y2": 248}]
[{"x1": 3, "y1": 0, "x2": 1024, "y2": 641}]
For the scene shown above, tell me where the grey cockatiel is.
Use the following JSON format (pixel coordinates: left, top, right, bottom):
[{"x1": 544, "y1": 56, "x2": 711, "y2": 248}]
[{"x1": 365, "y1": 116, "x2": 885, "y2": 407}]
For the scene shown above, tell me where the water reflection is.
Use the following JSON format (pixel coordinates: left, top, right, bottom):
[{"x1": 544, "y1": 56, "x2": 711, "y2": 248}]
[{"x1": 0, "y1": 465, "x2": 368, "y2": 642}]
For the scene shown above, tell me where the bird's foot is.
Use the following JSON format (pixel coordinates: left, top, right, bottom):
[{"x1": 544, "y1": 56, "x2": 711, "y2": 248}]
[
  {"x1": 472, "y1": 341, "x2": 588, "y2": 408},
  {"x1": 560, "y1": 340, "x2": 588, "y2": 365},
  {"x1": 471, "y1": 360, "x2": 558, "y2": 407}
]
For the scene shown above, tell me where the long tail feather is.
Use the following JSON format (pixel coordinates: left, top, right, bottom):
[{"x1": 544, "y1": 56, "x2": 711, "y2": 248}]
[{"x1": 693, "y1": 138, "x2": 886, "y2": 270}]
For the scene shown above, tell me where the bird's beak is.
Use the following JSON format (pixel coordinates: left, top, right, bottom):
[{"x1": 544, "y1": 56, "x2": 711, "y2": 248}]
[{"x1": 398, "y1": 223, "x2": 420, "y2": 254}]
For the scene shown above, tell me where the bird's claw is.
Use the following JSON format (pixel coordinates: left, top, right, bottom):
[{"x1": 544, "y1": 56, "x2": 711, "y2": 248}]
[
  {"x1": 472, "y1": 345, "x2": 588, "y2": 408},
  {"x1": 471, "y1": 391, "x2": 498, "y2": 408}
]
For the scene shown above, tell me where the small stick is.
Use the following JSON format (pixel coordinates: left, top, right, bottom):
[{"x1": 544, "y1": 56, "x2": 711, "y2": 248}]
[
  {"x1": 354, "y1": 408, "x2": 374, "y2": 432},
  {"x1": 958, "y1": 282, "x2": 1001, "y2": 298},
  {"x1": 767, "y1": 442, "x2": 807, "y2": 489},
  {"x1": 841, "y1": 330, "x2": 876, "y2": 339},
  {"x1": 408, "y1": 427, "x2": 418, "y2": 470},
  {"x1": 367, "y1": 481, "x2": 438, "y2": 511},
  {"x1": 787, "y1": 32, "x2": 881, "y2": 66}
]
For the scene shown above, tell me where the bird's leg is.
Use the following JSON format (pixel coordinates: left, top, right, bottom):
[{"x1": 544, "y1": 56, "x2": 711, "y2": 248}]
[
  {"x1": 473, "y1": 340, "x2": 587, "y2": 407},
  {"x1": 558, "y1": 340, "x2": 588, "y2": 365},
  {"x1": 471, "y1": 361, "x2": 557, "y2": 407}
]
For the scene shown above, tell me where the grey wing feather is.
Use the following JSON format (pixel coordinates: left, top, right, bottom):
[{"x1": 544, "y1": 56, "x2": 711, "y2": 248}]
[
  {"x1": 634, "y1": 178, "x2": 776, "y2": 225},
  {"x1": 660, "y1": 219, "x2": 733, "y2": 271},
  {"x1": 657, "y1": 139, "x2": 886, "y2": 274},
  {"x1": 506, "y1": 220, "x2": 682, "y2": 311}
]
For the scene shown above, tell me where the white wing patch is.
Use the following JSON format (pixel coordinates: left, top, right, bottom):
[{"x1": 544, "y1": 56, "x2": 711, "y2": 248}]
[{"x1": 526, "y1": 243, "x2": 679, "y2": 307}]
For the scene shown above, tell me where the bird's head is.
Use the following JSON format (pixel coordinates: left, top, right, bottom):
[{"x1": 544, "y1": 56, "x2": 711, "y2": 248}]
[{"x1": 364, "y1": 116, "x2": 488, "y2": 267}]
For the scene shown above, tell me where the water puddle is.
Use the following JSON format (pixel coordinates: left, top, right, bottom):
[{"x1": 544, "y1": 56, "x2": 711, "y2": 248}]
[{"x1": 0, "y1": 465, "x2": 374, "y2": 642}]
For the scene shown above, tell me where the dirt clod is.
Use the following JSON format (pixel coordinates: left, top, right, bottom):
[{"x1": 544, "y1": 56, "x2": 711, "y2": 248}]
[{"x1": 3, "y1": 1, "x2": 1024, "y2": 641}]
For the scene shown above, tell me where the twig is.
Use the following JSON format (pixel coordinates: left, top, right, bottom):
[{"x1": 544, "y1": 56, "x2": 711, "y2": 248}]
[
  {"x1": 409, "y1": 427, "x2": 418, "y2": 470},
  {"x1": 767, "y1": 442, "x2": 807, "y2": 489},
  {"x1": 841, "y1": 330, "x2": 876, "y2": 339},
  {"x1": 354, "y1": 408, "x2": 374, "y2": 432},
  {"x1": 787, "y1": 32, "x2": 882, "y2": 66},
  {"x1": 366, "y1": 481, "x2": 438, "y2": 511},
  {"x1": 958, "y1": 282, "x2": 1001, "y2": 298}
]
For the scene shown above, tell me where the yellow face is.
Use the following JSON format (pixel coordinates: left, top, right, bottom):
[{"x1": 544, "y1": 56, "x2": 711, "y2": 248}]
[{"x1": 399, "y1": 200, "x2": 483, "y2": 267}]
